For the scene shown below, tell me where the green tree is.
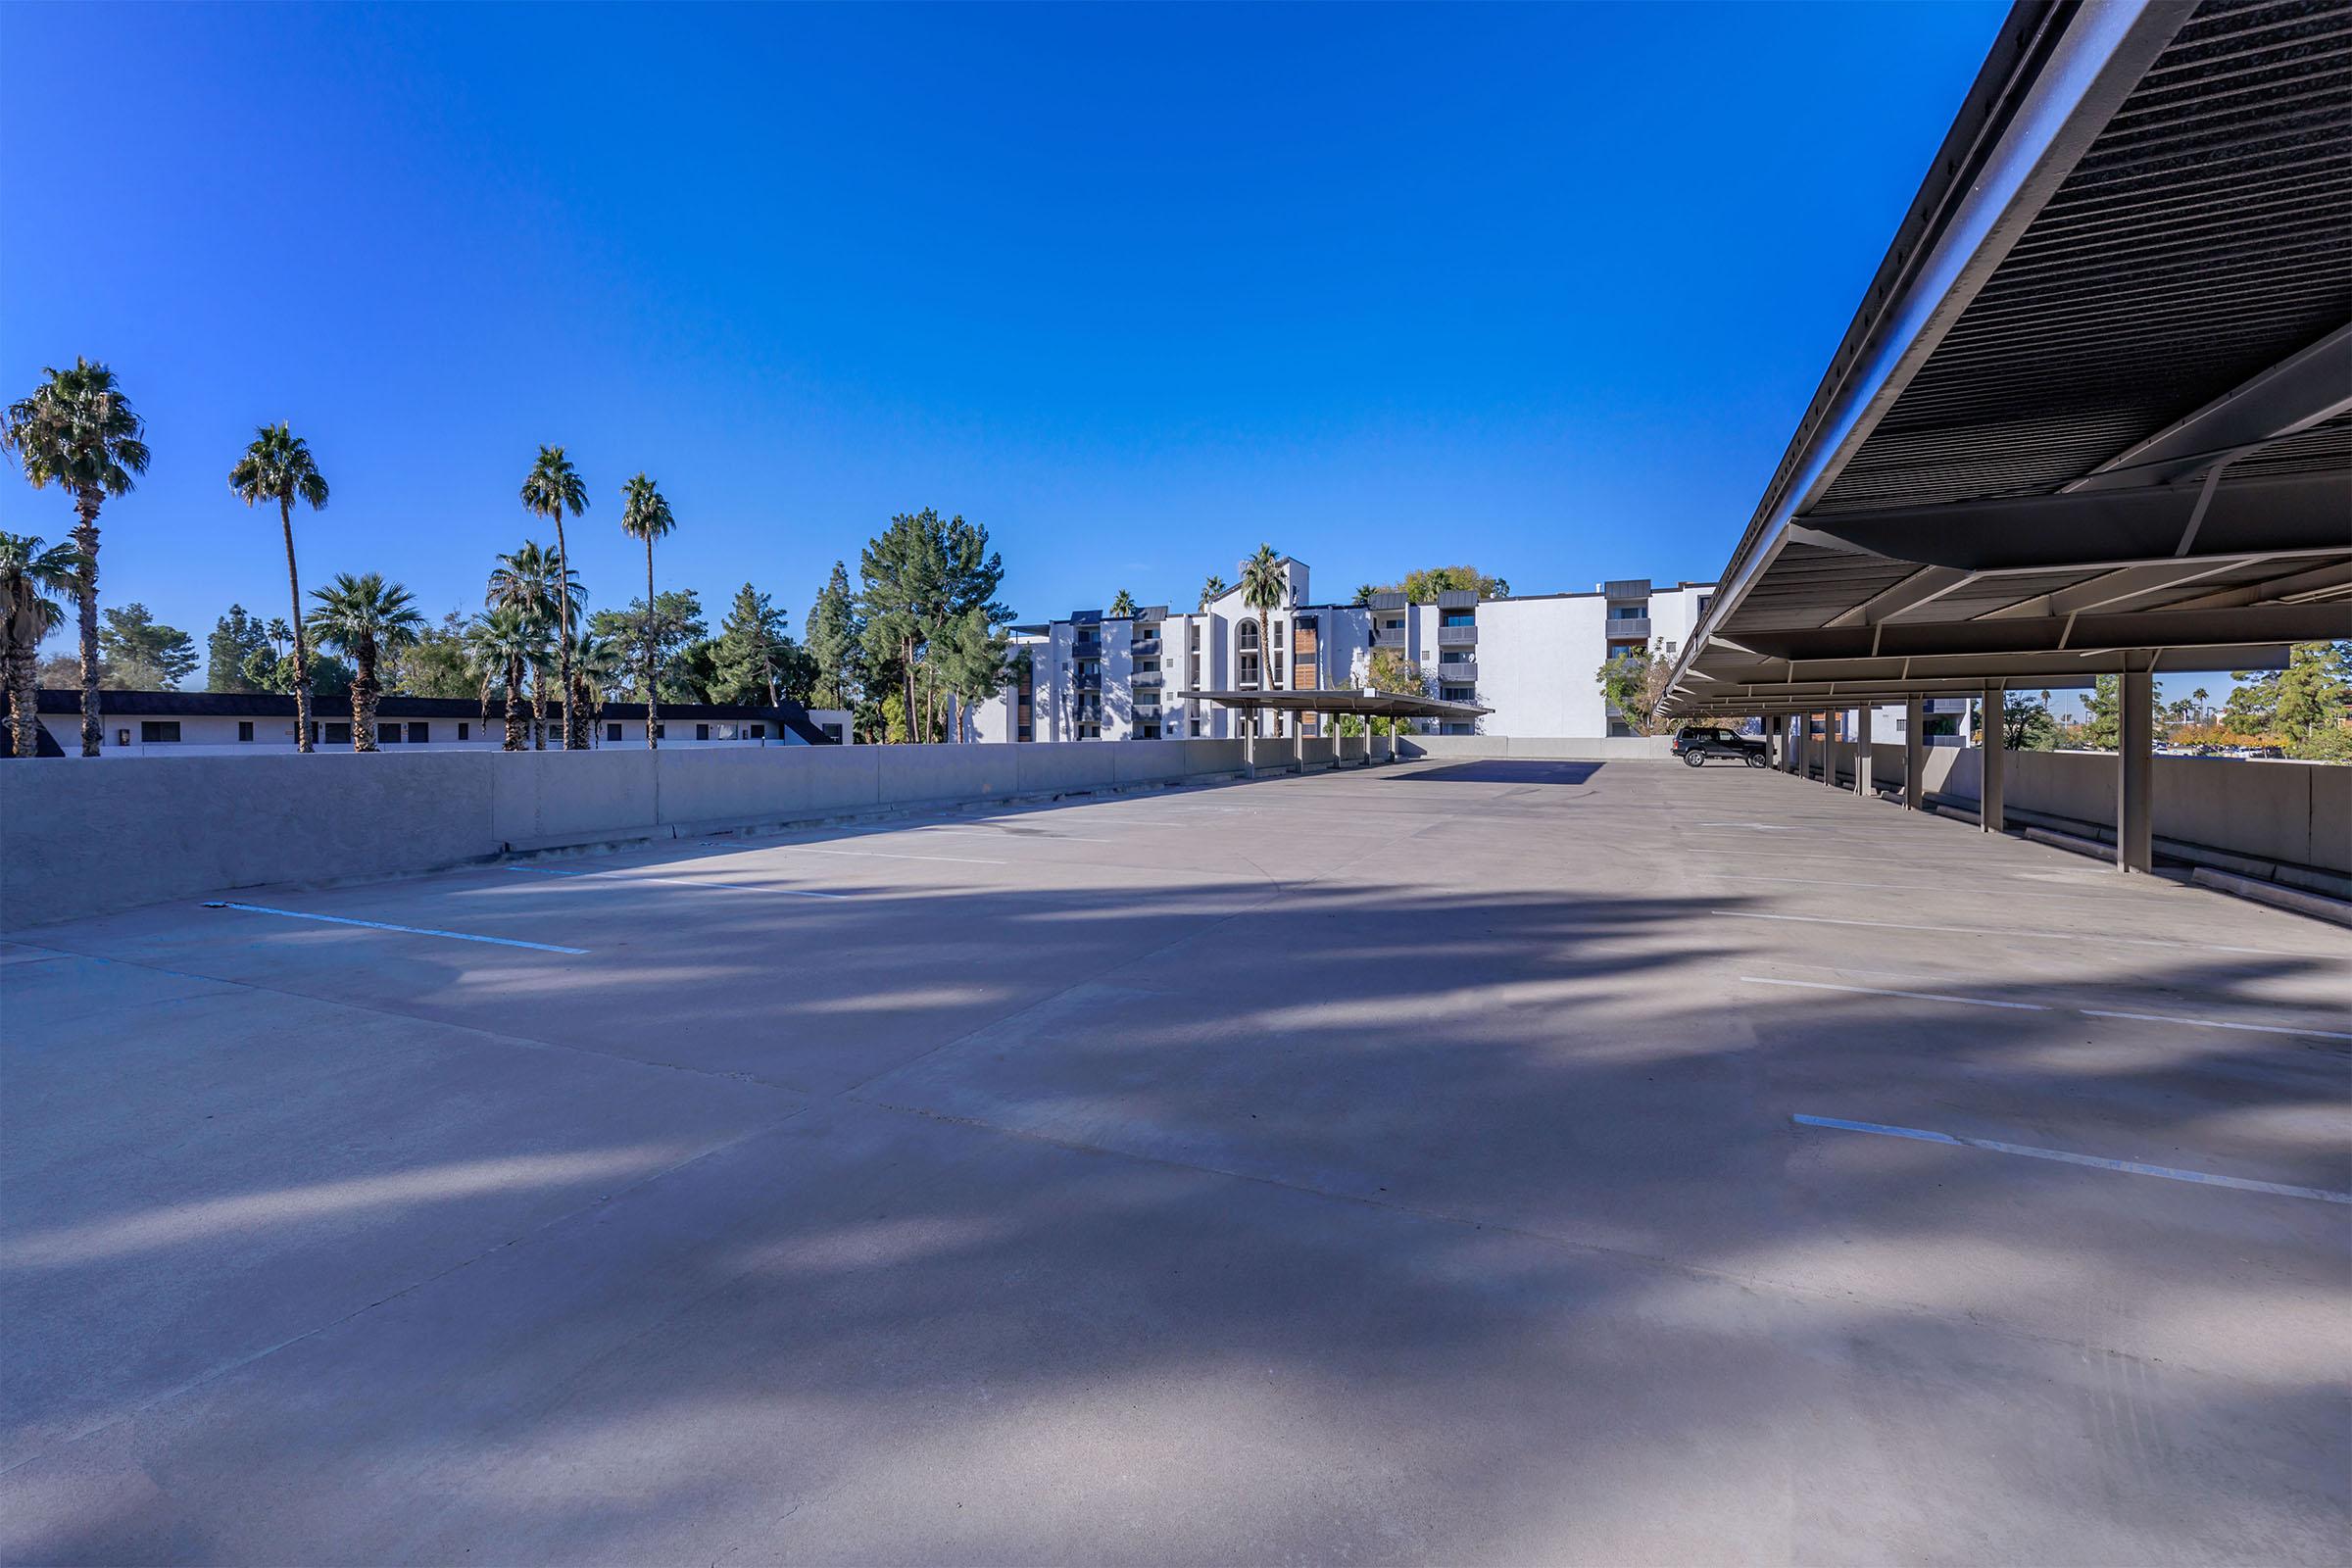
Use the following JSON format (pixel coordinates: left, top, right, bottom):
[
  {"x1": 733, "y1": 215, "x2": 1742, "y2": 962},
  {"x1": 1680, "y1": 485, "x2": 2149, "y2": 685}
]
[
  {"x1": 617, "y1": 473, "x2": 679, "y2": 745},
  {"x1": 1351, "y1": 583, "x2": 1378, "y2": 606},
  {"x1": 1341, "y1": 646, "x2": 1432, "y2": 737},
  {"x1": 227, "y1": 423, "x2": 330, "y2": 751},
  {"x1": 2, "y1": 359, "x2": 150, "y2": 755},
  {"x1": 2002, "y1": 689, "x2": 2060, "y2": 751},
  {"x1": 928, "y1": 606, "x2": 1013, "y2": 742},
  {"x1": 1198, "y1": 573, "x2": 1226, "y2": 611},
  {"x1": 0, "y1": 532, "x2": 86, "y2": 759},
  {"x1": 857, "y1": 509, "x2": 1007, "y2": 743},
  {"x1": 520, "y1": 446, "x2": 592, "y2": 748},
  {"x1": 806, "y1": 561, "x2": 861, "y2": 710},
  {"x1": 391, "y1": 610, "x2": 478, "y2": 699},
  {"x1": 1370, "y1": 565, "x2": 1511, "y2": 603},
  {"x1": 2081, "y1": 672, "x2": 2163, "y2": 751},
  {"x1": 589, "y1": 589, "x2": 708, "y2": 704},
  {"x1": 98, "y1": 603, "x2": 198, "y2": 689},
  {"x1": 308, "y1": 573, "x2": 424, "y2": 751},
  {"x1": 710, "y1": 583, "x2": 811, "y2": 707},
  {"x1": 1594, "y1": 645, "x2": 1670, "y2": 736},
  {"x1": 1238, "y1": 544, "x2": 1289, "y2": 734},
  {"x1": 1108, "y1": 588, "x2": 1137, "y2": 618},
  {"x1": 206, "y1": 605, "x2": 272, "y2": 693}
]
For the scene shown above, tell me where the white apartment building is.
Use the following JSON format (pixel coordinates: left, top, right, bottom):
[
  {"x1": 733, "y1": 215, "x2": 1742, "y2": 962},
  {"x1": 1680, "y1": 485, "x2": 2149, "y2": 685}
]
[
  {"x1": 5, "y1": 690, "x2": 849, "y2": 758},
  {"x1": 971, "y1": 558, "x2": 1715, "y2": 742}
]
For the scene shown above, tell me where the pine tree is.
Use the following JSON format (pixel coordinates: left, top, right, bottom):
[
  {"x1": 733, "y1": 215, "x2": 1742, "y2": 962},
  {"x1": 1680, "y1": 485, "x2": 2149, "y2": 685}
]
[
  {"x1": 206, "y1": 605, "x2": 272, "y2": 692},
  {"x1": 807, "y1": 561, "x2": 861, "y2": 710}
]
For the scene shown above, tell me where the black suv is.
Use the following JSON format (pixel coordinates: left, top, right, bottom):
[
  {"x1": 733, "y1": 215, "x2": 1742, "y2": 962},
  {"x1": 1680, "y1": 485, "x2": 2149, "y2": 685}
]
[{"x1": 1672, "y1": 724, "x2": 1767, "y2": 767}]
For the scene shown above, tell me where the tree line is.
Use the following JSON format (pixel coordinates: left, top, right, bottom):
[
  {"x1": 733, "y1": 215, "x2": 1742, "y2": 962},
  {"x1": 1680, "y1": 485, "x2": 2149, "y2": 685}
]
[{"x1": 0, "y1": 357, "x2": 1018, "y2": 755}]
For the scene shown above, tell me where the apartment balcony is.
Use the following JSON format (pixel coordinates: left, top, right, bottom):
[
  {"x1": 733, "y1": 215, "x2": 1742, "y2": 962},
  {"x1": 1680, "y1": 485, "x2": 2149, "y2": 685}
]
[
  {"x1": 1130, "y1": 635, "x2": 1160, "y2": 657},
  {"x1": 1436, "y1": 658, "x2": 1477, "y2": 684},
  {"x1": 1604, "y1": 615, "x2": 1651, "y2": 642},
  {"x1": 1602, "y1": 578, "x2": 1652, "y2": 600},
  {"x1": 1132, "y1": 669, "x2": 1162, "y2": 687},
  {"x1": 1437, "y1": 623, "x2": 1478, "y2": 647},
  {"x1": 1371, "y1": 623, "x2": 1408, "y2": 649}
]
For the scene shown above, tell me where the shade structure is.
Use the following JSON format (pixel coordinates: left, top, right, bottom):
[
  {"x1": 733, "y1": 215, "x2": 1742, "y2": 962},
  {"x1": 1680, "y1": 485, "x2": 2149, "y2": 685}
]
[
  {"x1": 1176, "y1": 688, "x2": 1491, "y2": 722},
  {"x1": 1661, "y1": 0, "x2": 2352, "y2": 721}
]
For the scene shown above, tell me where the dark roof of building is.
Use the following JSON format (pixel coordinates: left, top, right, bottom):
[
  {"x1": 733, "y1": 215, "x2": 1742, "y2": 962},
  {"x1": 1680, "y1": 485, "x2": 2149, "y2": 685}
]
[{"x1": 27, "y1": 690, "x2": 838, "y2": 744}]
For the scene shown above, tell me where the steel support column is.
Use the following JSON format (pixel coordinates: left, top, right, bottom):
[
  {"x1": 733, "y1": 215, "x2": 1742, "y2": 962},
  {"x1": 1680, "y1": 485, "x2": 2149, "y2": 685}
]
[
  {"x1": 1980, "y1": 681, "x2": 2006, "y2": 833},
  {"x1": 2119, "y1": 667, "x2": 2154, "y2": 873},
  {"x1": 1904, "y1": 695, "x2": 1926, "y2": 810},
  {"x1": 1853, "y1": 704, "x2": 1874, "y2": 801}
]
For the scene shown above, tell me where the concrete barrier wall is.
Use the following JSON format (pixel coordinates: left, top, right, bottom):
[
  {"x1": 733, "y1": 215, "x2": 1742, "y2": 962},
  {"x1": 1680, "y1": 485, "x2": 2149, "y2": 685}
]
[
  {"x1": 1788, "y1": 742, "x2": 2348, "y2": 878},
  {"x1": 1396, "y1": 735, "x2": 1678, "y2": 761},
  {"x1": 0, "y1": 739, "x2": 1261, "y2": 929}
]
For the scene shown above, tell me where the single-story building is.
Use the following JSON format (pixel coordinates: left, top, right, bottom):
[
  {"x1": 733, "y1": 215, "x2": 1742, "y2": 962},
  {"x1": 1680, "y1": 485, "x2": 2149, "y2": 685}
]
[{"x1": 3, "y1": 690, "x2": 848, "y2": 758}]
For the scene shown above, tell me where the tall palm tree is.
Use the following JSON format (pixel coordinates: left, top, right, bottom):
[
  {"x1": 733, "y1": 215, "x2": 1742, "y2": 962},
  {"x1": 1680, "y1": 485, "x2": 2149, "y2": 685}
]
[
  {"x1": 1239, "y1": 543, "x2": 1290, "y2": 737},
  {"x1": 468, "y1": 606, "x2": 536, "y2": 753},
  {"x1": 617, "y1": 473, "x2": 675, "y2": 750},
  {"x1": 519, "y1": 446, "x2": 590, "y2": 748},
  {"x1": 309, "y1": 572, "x2": 424, "y2": 752},
  {"x1": 227, "y1": 424, "x2": 331, "y2": 753},
  {"x1": 1108, "y1": 588, "x2": 1137, "y2": 618},
  {"x1": 1, "y1": 360, "x2": 150, "y2": 756},
  {"x1": 0, "y1": 532, "x2": 87, "y2": 760}
]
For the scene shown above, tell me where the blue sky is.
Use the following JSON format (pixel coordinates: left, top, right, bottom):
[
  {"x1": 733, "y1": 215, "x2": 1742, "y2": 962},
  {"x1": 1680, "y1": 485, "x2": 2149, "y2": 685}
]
[{"x1": 12, "y1": 0, "x2": 2184, "y2": 702}]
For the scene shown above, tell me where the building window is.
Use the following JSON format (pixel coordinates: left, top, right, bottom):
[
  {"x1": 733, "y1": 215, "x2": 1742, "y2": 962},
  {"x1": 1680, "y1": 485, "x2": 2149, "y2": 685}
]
[
  {"x1": 1608, "y1": 605, "x2": 1645, "y2": 620},
  {"x1": 1238, "y1": 652, "x2": 1260, "y2": 687},
  {"x1": 1441, "y1": 611, "x2": 1476, "y2": 627},
  {"x1": 1190, "y1": 718, "x2": 1201, "y2": 737},
  {"x1": 458, "y1": 722, "x2": 470, "y2": 740},
  {"x1": 696, "y1": 722, "x2": 711, "y2": 741},
  {"x1": 750, "y1": 723, "x2": 765, "y2": 739},
  {"x1": 379, "y1": 722, "x2": 403, "y2": 744},
  {"x1": 1274, "y1": 621, "x2": 1287, "y2": 648},
  {"x1": 324, "y1": 722, "x2": 352, "y2": 746},
  {"x1": 408, "y1": 722, "x2": 430, "y2": 744},
  {"x1": 1238, "y1": 621, "x2": 1259, "y2": 651},
  {"x1": 823, "y1": 722, "x2": 845, "y2": 743},
  {"x1": 237, "y1": 721, "x2": 255, "y2": 743},
  {"x1": 1442, "y1": 686, "x2": 1474, "y2": 702},
  {"x1": 1696, "y1": 594, "x2": 1713, "y2": 618},
  {"x1": 140, "y1": 721, "x2": 181, "y2": 743},
  {"x1": 607, "y1": 722, "x2": 622, "y2": 742}
]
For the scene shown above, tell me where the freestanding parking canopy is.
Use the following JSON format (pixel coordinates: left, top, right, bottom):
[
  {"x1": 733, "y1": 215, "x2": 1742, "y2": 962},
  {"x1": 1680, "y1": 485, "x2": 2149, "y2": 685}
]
[
  {"x1": 1177, "y1": 688, "x2": 1491, "y2": 770},
  {"x1": 1661, "y1": 0, "x2": 2352, "y2": 872}
]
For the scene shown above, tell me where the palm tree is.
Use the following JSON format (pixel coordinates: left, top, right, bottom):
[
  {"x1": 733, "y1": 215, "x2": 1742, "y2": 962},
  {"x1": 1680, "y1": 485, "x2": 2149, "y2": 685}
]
[
  {"x1": 617, "y1": 473, "x2": 676, "y2": 750},
  {"x1": 0, "y1": 532, "x2": 87, "y2": 759},
  {"x1": 227, "y1": 424, "x2": 331, "y2": 753},
  {"x1": 309, "y1": 573, "x2": 424, "y2": 751},
  {"x1": 1239, "y1": 544, "x2": 1290, "y2": 736},
  {"x1": 1, "y1": 360, "x2": 150, "y2": 756},
  {"x1": 519, "y1": 446, "x2": 590, "y2": 748},
  {"x1": 468, "y1": 606, "x2": 537, "y2": 753},
  {"x1": 1199, "y1": 573, "x2": 1226, "y2": 611},
  {"x1": 486, "y1": 541, "x2": 576, "y2": 748},
  {"x1": 1108, "y1": 588, "x2": 1137, "y2": 618},
  {"x1": 573, "y1": 630, "x2": 627, "y2": 744}
]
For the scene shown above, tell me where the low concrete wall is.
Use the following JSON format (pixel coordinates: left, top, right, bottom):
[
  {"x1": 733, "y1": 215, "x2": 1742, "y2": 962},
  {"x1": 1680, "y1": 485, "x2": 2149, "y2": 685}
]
[
  {"x1": 0, "y1": 739, "x2": 1258, "y2": 929},
  {"x1": 1396, "y1": 735, "x2": 1678, "y2": 761},
  {"x1": 1790, "y1": 742, "x2": 2348, "y2": 881}
]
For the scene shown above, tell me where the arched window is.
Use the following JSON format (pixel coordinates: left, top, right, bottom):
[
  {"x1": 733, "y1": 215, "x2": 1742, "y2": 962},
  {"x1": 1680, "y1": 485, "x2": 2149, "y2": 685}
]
[{"x1": 1238, "y1": 621, "x2": 1260, "y2": 651}]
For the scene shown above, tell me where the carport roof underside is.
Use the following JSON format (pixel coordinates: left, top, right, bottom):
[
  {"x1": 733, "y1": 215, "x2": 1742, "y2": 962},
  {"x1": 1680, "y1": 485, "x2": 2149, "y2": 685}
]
[
  {"x1": 1663, "y1": 0, "x2": 2352, "y2": 720},
  {"x1": 1178, "y1": 688, "x2": 1492, "y2": 720}
]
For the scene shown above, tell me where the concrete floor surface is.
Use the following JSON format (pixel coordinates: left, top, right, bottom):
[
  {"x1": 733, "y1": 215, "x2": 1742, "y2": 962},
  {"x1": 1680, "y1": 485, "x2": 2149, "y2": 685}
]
[{"x1": 4, "y1": 759, "x2": 2346, "y2": 1564}]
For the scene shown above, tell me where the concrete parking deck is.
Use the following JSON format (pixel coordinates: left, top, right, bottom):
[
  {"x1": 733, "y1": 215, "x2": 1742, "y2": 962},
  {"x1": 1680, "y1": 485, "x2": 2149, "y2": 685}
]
[{"x1": 5, "y1": 759, "x2": 2346, "y2": 1564}]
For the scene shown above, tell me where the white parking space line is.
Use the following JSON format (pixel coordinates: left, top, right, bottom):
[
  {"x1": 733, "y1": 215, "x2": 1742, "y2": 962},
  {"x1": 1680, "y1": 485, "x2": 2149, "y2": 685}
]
[
  {"x1": 2079, "y1": 1008, "x2": 2352, "y2": 1044},
  {"x1": 1792, "y1": 1113, "x2": 2351, "y2": 1204},
  {"x1": 505, "y1": 865, "x2": 848, "y2": 900},
  {"x1": 1712, "y1": 908, "x2": 2303, "y2": 957},
  {"x1": 204, "y1": 902, "x2": 588, "y2": 955},
  {"x1": 1740, "y1": 976, "x2": 2049, "y2": 1010}
]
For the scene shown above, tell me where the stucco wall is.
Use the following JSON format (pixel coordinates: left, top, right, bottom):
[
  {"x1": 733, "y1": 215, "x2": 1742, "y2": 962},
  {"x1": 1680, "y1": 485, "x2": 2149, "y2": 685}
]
[{"x1": 0, "y1": 739, "x2": 1259, "y2": 929}]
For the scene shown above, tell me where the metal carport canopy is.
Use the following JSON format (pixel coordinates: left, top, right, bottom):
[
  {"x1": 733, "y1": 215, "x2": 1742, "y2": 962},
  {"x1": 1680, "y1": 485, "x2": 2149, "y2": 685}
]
[
  {"x1": 1177, "y1": 688, "x2": 1492, "y2": 722},
  {"x1": 1659, "y1": 0, "x2": 2352, "y2": 722}
]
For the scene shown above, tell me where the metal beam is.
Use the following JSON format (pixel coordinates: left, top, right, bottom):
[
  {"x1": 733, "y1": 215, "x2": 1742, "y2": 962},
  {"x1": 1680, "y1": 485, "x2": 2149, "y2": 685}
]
[
  {"x1": 2068, "y1": 323, "x2": 2352, "y2": 491},
  {"x1": 1974, "y1": 557, "x2": 2256, "y2": 620},
  {"x1": 1727, "y1": 602, "x2": 2349, "y2": 664},
  {"x1": 1784, "y1": 472, "x2": 2348, "y2": 573},
  {"x1": 2162, "y1": 559, "x2": 2352, "y2": 612},
  {"x1": 1825, "y1": 564, "x2": 1973, "y2": 627}
]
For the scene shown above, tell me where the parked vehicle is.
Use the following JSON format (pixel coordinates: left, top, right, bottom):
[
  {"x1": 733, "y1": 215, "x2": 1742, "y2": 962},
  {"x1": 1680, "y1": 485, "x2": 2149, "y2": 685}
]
[{"x1": 1673, "y1": 724, "x2": 1768, "y2": 767}]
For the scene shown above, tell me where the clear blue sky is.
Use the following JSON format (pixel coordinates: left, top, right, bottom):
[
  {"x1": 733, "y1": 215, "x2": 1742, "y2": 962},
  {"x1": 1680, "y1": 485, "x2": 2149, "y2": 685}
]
[{"x1": 5, "y1": 1, "x2": 2064, "y2": 676}]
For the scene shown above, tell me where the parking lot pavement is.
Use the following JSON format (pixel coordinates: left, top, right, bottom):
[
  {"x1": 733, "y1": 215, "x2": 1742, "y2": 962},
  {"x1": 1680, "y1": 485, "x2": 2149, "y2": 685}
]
[{"x1": 6, "y1": 759, "x2": 2346, "y2": 1563}]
